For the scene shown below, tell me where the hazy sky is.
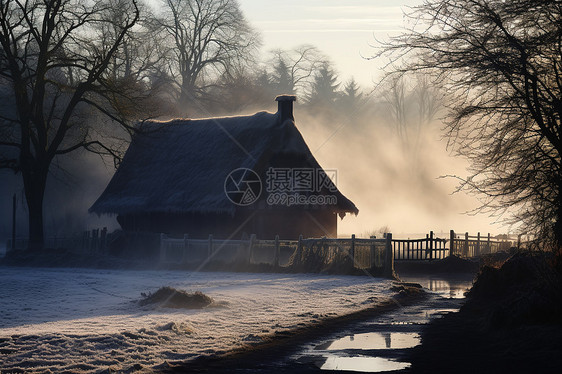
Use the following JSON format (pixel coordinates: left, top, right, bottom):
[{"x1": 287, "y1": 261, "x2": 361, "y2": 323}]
[
  {"x1": 235, "y1": 1, "x2": 513, "y2": 236},
  {"x1": 0, "y1": 0, "x2": 508, "y2": 242},
  {"x1": 237, "y1": 0, "x2": 422, "y2": 86}
]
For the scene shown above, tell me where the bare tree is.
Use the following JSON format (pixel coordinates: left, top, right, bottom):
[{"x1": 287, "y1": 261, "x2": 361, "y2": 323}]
[
  {"x1": 379, "y1": 0, "x2": 562, "y2": 249},
  {"x1": 0, "y1": 0, "x2": 149, "y2": 250},
  {"x1": 381, "y1": 74, "x2": 441, "y2": 157},
  {"x1": 156, "y1": 0, "x2": 259, "y2": 114},
  {"x1": 268, "y1": 45, "x2": 326, "y2": 97},
  {"x1": 105, "y1": 1, "x2": 164, "y2": 84},
  {"x1": 413, "y1": 74, "x2": 440, "y2": 134},
  {"x1": 382, "y1": 75, "x2": 410, "y2": 148}
]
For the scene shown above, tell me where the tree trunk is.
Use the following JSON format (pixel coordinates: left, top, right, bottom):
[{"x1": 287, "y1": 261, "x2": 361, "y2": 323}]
[
  {"x1": 179, "y1": 86, "x2": 195, "y2": 116},
  {"x1": 22, "y1": 162, "x2": 48, "y2": 251},
  {"x1": 556, "y1": 207, "x2": 562, "y2": 252},
  {"x1": 178, "y1": 89, "x2": 190, "y2": 116},
  {"x1": 554, "y1": 178, "x2": 562, "y2": 265}
]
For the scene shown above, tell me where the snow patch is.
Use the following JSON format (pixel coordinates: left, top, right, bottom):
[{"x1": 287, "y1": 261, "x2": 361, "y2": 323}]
[{"x1": 0, "y1": 267, "x2": 394, "y2": 372}]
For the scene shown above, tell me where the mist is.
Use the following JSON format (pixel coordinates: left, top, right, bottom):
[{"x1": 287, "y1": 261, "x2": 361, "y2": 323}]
[
  {"x1": 0, "y1": 40, "x2": 510, "y2": 248},
  {"x1": 293, "y1": 105, "x2": 504, "y2": 238},
  {"x1": 0, "y1": 85, "x2": 507, "y2": 248},
  {"x1": 0, "y1": 152, "x2": 119, "y2": 249}
]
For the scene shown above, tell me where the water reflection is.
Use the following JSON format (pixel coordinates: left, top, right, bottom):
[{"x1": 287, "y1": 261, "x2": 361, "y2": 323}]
[
  {"x1": 426, "y1": 279, "x2": 467, "y2": 298},
  {"x1": 401, "y1": 274, "x2": 475, "y2": 299},
  {"x1": 321, "y1": 356, "x2": 411, "y2": 372},
  {"x1": 321, "y1": 332, "x2": 420, "y2": 350},
  {"x1": 298, "y1": 275, "x2": 474, "y2": 373}
]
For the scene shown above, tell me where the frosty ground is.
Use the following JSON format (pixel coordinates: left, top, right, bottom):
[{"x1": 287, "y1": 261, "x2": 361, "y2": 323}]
[{"x1": 0, "y1": 267, "x2": 397, "y2": 373}]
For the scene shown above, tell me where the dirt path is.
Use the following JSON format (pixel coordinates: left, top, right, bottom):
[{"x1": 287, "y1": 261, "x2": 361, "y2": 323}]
[
  {"x1": 158, "y1": 289, "x2": 428, "y2": 373},
  {"x1": 158, "y1": 275, "x2": 477, "y2": 373}
]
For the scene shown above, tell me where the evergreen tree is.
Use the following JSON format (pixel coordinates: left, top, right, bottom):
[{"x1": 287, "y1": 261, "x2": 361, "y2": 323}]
[
  {"x1": 271, "y1": 59, "x2": 295, "y2": 95},
  {"x1": 339, "y1": 77, "x2": 364, "y2": 114},
  {"x1": 307, "y1": 63, "x2": 340, "y2": 107}
]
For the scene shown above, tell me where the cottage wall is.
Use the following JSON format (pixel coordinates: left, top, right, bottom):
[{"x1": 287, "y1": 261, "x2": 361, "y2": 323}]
[{"x1": 116, "y1": 209, "x2": 337, "y2": 239}]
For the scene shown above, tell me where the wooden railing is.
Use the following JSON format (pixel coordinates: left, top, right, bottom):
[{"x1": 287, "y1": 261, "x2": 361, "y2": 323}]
[
  {"x1": 392, "y1": 231, "x2": 448, "y2": 261},
  {"x1": 449, "y1": 230, "x2": 513, "y2": 258},
  {"x1": 159, "y1": 229, "x2": 522, "y2": 269},
  {"x1": 296, "y1": 235, "x2": 392, "y2": 272},
  {"x1": 159, "y1": 233, "x2": 394, "y2": 275},
  {"x1": 5, "y1": 228, "x2": 109, "y2": 253}
]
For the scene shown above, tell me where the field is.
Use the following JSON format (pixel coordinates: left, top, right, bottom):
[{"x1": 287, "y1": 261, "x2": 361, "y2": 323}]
[{"x1": 0, "y1": 267, "x2": 395, "y2": 373}]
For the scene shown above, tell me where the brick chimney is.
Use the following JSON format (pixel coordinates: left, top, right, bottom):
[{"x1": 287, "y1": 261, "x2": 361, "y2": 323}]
[{"x1": 275, "y1": 95, "x2": 296, "y2": 122}]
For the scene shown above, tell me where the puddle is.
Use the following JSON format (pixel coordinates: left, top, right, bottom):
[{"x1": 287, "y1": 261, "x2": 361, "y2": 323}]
[
  {"x1": 425, "y1": 279, "x2": 468, "y2": 298},
  {"x1": 294, "y1": 275, "x2": 474, "y2": 373},
  {"x1": 318, "y1": 332, "x2": 420, "y2": 351},
  {"x1": 400, "y1": 274, "x2": 475, "y2": 299},
  {"x1": 320, "y1": 356, "x2": 411, "y2": 372}
]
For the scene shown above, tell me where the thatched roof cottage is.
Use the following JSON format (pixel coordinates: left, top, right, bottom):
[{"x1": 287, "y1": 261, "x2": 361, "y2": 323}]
[{"x1": 90, "y1": 96, "x2": 358, "y2": 239}]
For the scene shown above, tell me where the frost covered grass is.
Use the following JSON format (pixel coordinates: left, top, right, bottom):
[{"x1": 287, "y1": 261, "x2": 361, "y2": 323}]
[{"x1": 0, "y1": 267, "x2": 396, "y2": 373}]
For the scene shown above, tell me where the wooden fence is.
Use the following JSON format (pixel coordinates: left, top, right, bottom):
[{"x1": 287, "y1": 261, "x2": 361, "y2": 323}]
[
  {"x1": 449, "y1": 230, "x2": 514, "y2": 258},
  {"x1": 296, "y1": 235, "x2": 391, "y2": 272},
  {"x1": 6, "y1": 228, "x2": 109, "y2": 253},
  {"x1": 159, "y1": 233, "x2": 394, "y2": 275},
  {"x1": 392, "y1": 231, "x2": 449, "y2": 261},
  {"x1": 5, "y1": 228, "x2": 525, "y2": 267},
  {"x1": 389, "y1": 230, "x2": 527, "y2": 261},
  {"x1": 159, "y1": 234, "x2": 252, "y2": 265}
]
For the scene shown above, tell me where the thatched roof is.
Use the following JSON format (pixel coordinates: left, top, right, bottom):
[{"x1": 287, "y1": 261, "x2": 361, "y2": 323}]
[{"x1": 89, "y1": 111, "x2": 358, "y2": 216}]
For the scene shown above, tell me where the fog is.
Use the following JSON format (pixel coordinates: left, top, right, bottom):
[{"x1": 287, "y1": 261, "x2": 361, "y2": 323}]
[
  {"x1": 0, "y1": 152, "x2": 119, "y2": 249},
  {"x1": 0, "y1": 94, "x2": 509, "y2": 249},
  {"x1": 293, "y1": 106, "x2": 504, "y2": 239}
]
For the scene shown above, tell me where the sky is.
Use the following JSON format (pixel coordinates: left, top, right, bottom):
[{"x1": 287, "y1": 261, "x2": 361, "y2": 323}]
[
  {"x1": 0, "y1": 0, "x2": 511, "y2": 246},
  {"x1": 237, "y1": 0, "x2": 422, "y2": 86},
  {"x1": 237, "y1": 0, "x2": 509, "y2": 237}
]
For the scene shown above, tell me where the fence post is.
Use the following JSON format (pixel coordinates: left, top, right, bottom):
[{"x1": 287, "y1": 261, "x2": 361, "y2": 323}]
[
  {"x1": 517, "y1": 234, "x2": 521, "y2": 250},
  {"x1": 81, "y1": 231, "x2": 87, "y2": 253},
  {"x1": 476, "y1": 232, "x2": 481, "y2": 257},
  {"x1": 449, "y1": 230, "x2": 455, "y2": 257},
  {"x1": 11, "y1": 194, "x2": 16, "y2": 251},
  {"x1": 370, "y1": 236, "x2": 376, "y2": 268},
  {"x1": 274, "y1": 234, "x2": 280, "y2": 268},
  {"x1": 183, "y1": 234, "x2": 189, "y2": 264},
  {"x1": 92, "y1": 229, "x2": 99, "y2": 253},
  {"x1": 464, "y1": 232, "x2": 469, "y2": 257},
  {"x1": 429, "y1": 231, "x2": 434, "y2": 260},
  {"x1": 101, "y1": 227, "x2": 107, "y2": 255},
  {"x1": 248, "y1": 234, "x2": 256, "y2": 264},
  {"x1": 160, "y1": 233, "x2": 167, "y2": 263},
  {"x1": 487, "y1": 233, "x2": 491, "y2": 253},
  {"x1": 208, "y1": 234, "x2": 213, "y2": 259},
  {"x1": 350, "y1": 234, "x2": 355, "y2": 266},
  {"x1": 384, "y1": 233, "x2": 394, "y2": 277}
]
